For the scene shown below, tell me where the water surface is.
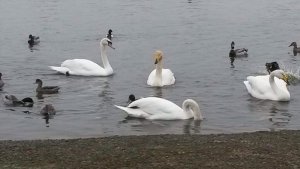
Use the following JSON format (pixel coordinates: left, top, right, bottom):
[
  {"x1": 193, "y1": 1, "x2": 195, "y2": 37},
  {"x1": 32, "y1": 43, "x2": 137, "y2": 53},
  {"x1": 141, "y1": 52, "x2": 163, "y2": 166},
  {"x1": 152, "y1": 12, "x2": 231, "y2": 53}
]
[{"x1": 1, "y1": 0, "x2": 300, "y2": 140}]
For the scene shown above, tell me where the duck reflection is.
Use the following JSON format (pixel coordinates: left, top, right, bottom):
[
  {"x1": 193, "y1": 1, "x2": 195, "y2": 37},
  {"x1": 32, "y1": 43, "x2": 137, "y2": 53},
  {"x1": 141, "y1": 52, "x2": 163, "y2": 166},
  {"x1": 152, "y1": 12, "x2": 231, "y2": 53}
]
[{"x1": 40, "y1": 104, "x2": 56, "y2": 127}]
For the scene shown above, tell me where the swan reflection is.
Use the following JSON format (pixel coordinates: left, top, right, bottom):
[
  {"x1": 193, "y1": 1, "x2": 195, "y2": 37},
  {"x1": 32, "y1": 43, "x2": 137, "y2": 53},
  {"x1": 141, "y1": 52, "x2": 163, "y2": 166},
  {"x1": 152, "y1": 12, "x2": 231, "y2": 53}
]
[
  {"x1": 120, "y1": 118, "x2": 202, "y2": 135},
  {"x1": 247, "y1": 99, "x2": 291, "y2": 131}
]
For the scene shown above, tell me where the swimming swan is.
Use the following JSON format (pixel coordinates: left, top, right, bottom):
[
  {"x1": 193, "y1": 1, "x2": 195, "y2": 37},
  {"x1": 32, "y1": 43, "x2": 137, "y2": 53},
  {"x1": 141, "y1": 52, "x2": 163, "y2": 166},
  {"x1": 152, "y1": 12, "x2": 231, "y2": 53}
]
[
  {"x1": 49, "y1": 38, "x2": 115, "y2": 76},
  {"x1": 147, "y1": 50, "x2": 175, "y2": 87},
  {"x1": 115, "y1": 97, "x2": 203, "y2": 120},
  {"x1": 244, "y1": 70, "x2": 290, "y2": 101}
]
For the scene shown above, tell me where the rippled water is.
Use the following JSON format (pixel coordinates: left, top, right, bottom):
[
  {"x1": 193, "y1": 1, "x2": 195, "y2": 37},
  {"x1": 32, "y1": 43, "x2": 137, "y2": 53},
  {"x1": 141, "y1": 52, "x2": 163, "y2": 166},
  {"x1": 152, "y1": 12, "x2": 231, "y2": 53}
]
[{"x1": 1, "y1": 0, "x2": 300, "y2": 140}]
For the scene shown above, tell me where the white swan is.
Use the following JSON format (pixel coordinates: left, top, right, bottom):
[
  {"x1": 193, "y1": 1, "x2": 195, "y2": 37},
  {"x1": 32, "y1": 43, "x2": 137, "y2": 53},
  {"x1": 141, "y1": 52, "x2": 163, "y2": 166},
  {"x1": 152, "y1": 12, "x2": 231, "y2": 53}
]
[
  {"x1": 49, "y1": 38, "x2": 114, "y2": 76},
  {"x1": 115, "y1": 97, "x2": 203, "y2": 120},
  {"x1": 244, "y1": 70, "x2": 290, "y2": 101},
  {"x1": 147, "y1": 50, "x2": 175, "y2": 87}
]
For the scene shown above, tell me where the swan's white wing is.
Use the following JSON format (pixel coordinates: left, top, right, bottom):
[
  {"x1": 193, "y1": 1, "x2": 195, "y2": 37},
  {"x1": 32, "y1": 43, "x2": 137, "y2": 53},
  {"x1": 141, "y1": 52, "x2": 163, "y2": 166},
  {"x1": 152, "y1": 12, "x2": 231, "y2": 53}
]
[
  {"x1": 147, "y1": 70, "x2": 156, "y2": 86},
  {"x1": 114, "y1": 105, "x2": 150, "y2": 119},
  {"x1": 49, "y1": 66, "x2": 70, "y2": 74},
  {"x1": 244, "y1": 75, "x2": 289, "y2": 101},
  {"x1": 127, "y1": 97, "x2": 186, "y2": 120},
  {"x1": 162, "y1": 69, "x2": 175, "y2": 85},
  {"x1": 50, "y1": 59, "x2": 107, "y2": 76},
  {"x1": 147, "y1": 69, "x2": 175, "y2": 86}
]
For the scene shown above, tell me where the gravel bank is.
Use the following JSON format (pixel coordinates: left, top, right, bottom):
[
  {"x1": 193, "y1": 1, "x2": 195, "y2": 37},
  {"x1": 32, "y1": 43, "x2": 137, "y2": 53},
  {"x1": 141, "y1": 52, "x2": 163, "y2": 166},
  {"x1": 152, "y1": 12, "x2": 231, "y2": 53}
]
[{"x1": 1, "y1": 130, "x2": 300, "y2": 169}]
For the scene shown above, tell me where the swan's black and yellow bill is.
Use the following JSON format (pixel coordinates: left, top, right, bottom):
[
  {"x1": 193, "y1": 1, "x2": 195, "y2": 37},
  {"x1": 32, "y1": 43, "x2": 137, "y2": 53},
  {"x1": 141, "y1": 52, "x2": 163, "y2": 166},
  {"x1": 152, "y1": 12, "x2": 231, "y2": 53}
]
[
  {"x1": 282, "y1": 73, "x2": 290, "y2": 85},
  {"x1": 153, "y1": 50, "x2": 163, "y2": 64}
]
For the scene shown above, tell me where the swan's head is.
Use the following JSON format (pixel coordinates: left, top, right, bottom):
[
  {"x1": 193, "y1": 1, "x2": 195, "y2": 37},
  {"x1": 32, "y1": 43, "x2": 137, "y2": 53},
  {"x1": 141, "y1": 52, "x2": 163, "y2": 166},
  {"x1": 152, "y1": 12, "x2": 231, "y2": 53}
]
[
  {"x1": 29, "y1": 34, "x2": 33, "y2": 39},
  {"x1": 108, "y1": 29, "x2": 112, "y2": 34},
  {"x1": 272, "y1": 70, "x2": 289, "y2": 84},
  {"x1": 182, "y1": 99, "x2": 203, "y2": 120},
  {"x1": 289, "y1": 42, "x2": 297, "y2": 47},
  {"x1": 153, "y1": 50, "x2": 163, "y2": 64},
  {"x1": 100, "y1": 38, "x2": 115, "y2": 49}
]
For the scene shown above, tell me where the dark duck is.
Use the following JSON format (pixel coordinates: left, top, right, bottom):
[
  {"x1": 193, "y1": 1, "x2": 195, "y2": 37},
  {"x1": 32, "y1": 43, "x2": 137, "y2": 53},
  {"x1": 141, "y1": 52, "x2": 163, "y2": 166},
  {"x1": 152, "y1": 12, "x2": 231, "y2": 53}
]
[
  {"x1": 106, "y1": 29, "x2": 113, "y2": 40},
  {"x1": 289, "y1": 42, "x2": 300, "y2": 56},
  {"x1": 3, "y1": 95, "x2": 34, "y2": 107},
  {"x1": 230, "y1": 41, "x2": 248, "y2": 57},
  {"x1": 265, "y1": 62, "x2": 280, "y2": 74},
  {"x1": 35, "y1": 79, "x2": 60, "y2": 94},
  {"x1": 28, "y1": 34, "x2": 40, "y2": 46}
]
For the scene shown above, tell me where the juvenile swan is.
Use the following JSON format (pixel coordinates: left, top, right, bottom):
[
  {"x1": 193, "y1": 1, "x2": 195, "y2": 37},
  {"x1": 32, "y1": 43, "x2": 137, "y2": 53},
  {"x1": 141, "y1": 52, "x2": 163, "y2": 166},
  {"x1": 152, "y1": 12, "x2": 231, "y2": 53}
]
[
  {"x1": 147, "y1": 50, "x2": 175, "y2": 87},
  {"x1": 244, "y1": 70, "x2": 290, "y2": 101},
  {"x1": 49, "y1": 38, "x2": 115, "y2": 76},
  {"x1": 115, "y1": 97, "x2": 202, "y2": 120}
]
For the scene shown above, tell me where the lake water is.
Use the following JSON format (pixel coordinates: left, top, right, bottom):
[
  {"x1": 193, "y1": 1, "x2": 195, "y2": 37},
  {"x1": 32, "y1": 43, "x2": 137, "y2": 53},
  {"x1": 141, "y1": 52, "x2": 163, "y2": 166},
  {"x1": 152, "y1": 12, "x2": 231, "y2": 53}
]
[{"x1": 1, "y1": 0, "x2": 300, "y2": 140}]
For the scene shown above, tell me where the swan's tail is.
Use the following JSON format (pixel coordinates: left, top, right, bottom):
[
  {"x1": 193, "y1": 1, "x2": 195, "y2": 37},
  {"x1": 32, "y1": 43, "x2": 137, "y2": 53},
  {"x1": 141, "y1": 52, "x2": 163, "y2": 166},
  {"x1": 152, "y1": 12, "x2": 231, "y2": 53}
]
[
  {"x1": 49, "y1": 66, "x2": 70, "y2": 74},
  {"x1": 114, "y1": 105, "x2": 128, "y2": 112},
  {"x1": 114, "y1": 105, "x2": 149, "y2": 119}
]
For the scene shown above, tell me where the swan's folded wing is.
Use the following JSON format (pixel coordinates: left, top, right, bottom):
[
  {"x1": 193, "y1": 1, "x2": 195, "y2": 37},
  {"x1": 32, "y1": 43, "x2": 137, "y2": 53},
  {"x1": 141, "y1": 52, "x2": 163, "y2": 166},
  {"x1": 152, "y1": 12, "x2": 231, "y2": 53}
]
[
  {"x1": 162, "y1": 69, "x2": 175, "y2": 85},
  {"x1": 246, "y1": 75, "x2": 271, "y2": 95},
  {"x1": 60, "y1": 59, "x2": 106, "y2": 76},
  {"x1": 49, "y1": 66, "x2": 70, "y2": 74},
  {"x1": 114, "y1": 105, "x2": 150, "y2": 118},
  {"x1": 128, "y1": 97, "x2": 182, "y2": 116},
  {"x1": 147, "y1": 69, "x2": 156, "y2": 85}
]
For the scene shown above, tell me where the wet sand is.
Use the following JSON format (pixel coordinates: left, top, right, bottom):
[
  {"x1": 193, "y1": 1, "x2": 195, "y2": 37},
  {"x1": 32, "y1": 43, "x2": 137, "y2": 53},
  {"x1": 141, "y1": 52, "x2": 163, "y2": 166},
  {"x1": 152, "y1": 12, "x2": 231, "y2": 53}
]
[{"x1": 1, "y1": 130, "x2": 300, "y2": 169}]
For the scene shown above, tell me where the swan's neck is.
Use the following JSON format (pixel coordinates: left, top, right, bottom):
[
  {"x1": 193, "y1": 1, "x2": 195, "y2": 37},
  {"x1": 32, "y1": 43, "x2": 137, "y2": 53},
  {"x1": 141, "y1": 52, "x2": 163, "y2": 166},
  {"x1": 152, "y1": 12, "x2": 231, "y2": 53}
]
[
  {"x1": 154, "y1": 61, "x2": 163, "y2": 86},
  {"x1": 101, "y1": 45, "x2": 112, "y2": 73},
  {"x1": 269, "y1": 74, "x2": 284, "y2": 96},
  {"x1": 182, "y1": 99, "x2": 203, "y2": 120}
]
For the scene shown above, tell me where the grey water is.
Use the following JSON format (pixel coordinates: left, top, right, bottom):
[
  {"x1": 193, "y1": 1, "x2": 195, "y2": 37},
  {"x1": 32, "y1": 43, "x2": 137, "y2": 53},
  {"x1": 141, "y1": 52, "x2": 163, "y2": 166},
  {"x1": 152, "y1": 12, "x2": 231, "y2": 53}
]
[{"x1": 1, "y1": 0, "x2": 300, "y2": 140}]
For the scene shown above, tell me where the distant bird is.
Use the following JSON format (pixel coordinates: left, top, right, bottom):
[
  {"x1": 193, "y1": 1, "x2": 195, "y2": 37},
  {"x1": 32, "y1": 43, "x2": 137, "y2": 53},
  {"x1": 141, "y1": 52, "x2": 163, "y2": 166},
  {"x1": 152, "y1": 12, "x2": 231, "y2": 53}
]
[
  {"x1": 40, "y1": 104, "x2": 56, "y2": 116},
  {"x1": 106, "y1": 29, "x2": 113, "y2": 40},
  {"x1": 147, "y1": 50, "x2": 175, "y2": 87},
  {"x1": 28, "y1": 34, "x2": 40, "y2": 46},
  {"x1": 3, "y1": 95, "x2": 34, "y2": 107},
  {"x1": 35, "y1": 79, "x2": 60, "y2": 94},
  {"x1": 265, "y1": 62, "x2": 280, "y2": 74},
  {"x1": 231, "y1": 41, "x2": 248, "y2": 57},
  {"x1": 0, "y1": 73, "x2": 4, "y2": 89},
  {"x1": 289, "y1": 42, "x2": 300, "y2": 55},
  {"x1": 229, "y1": 46, "x2": 236, "y2": 67}
]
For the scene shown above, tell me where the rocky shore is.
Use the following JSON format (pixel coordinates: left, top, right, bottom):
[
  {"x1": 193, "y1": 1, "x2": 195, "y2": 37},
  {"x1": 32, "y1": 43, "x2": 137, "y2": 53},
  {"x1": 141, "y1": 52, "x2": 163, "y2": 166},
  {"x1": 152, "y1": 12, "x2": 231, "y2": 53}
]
[{"x1": 1, "y1": 130, "x2": 300, "y2": 169}]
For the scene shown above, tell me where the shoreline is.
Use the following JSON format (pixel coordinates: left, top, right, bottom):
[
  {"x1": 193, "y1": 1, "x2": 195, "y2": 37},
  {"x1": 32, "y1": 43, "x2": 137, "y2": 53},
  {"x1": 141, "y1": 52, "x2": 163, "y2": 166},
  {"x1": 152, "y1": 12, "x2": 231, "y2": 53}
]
[{"x1": 1, "y1": 130, "x2": 300, "y2": 169}]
